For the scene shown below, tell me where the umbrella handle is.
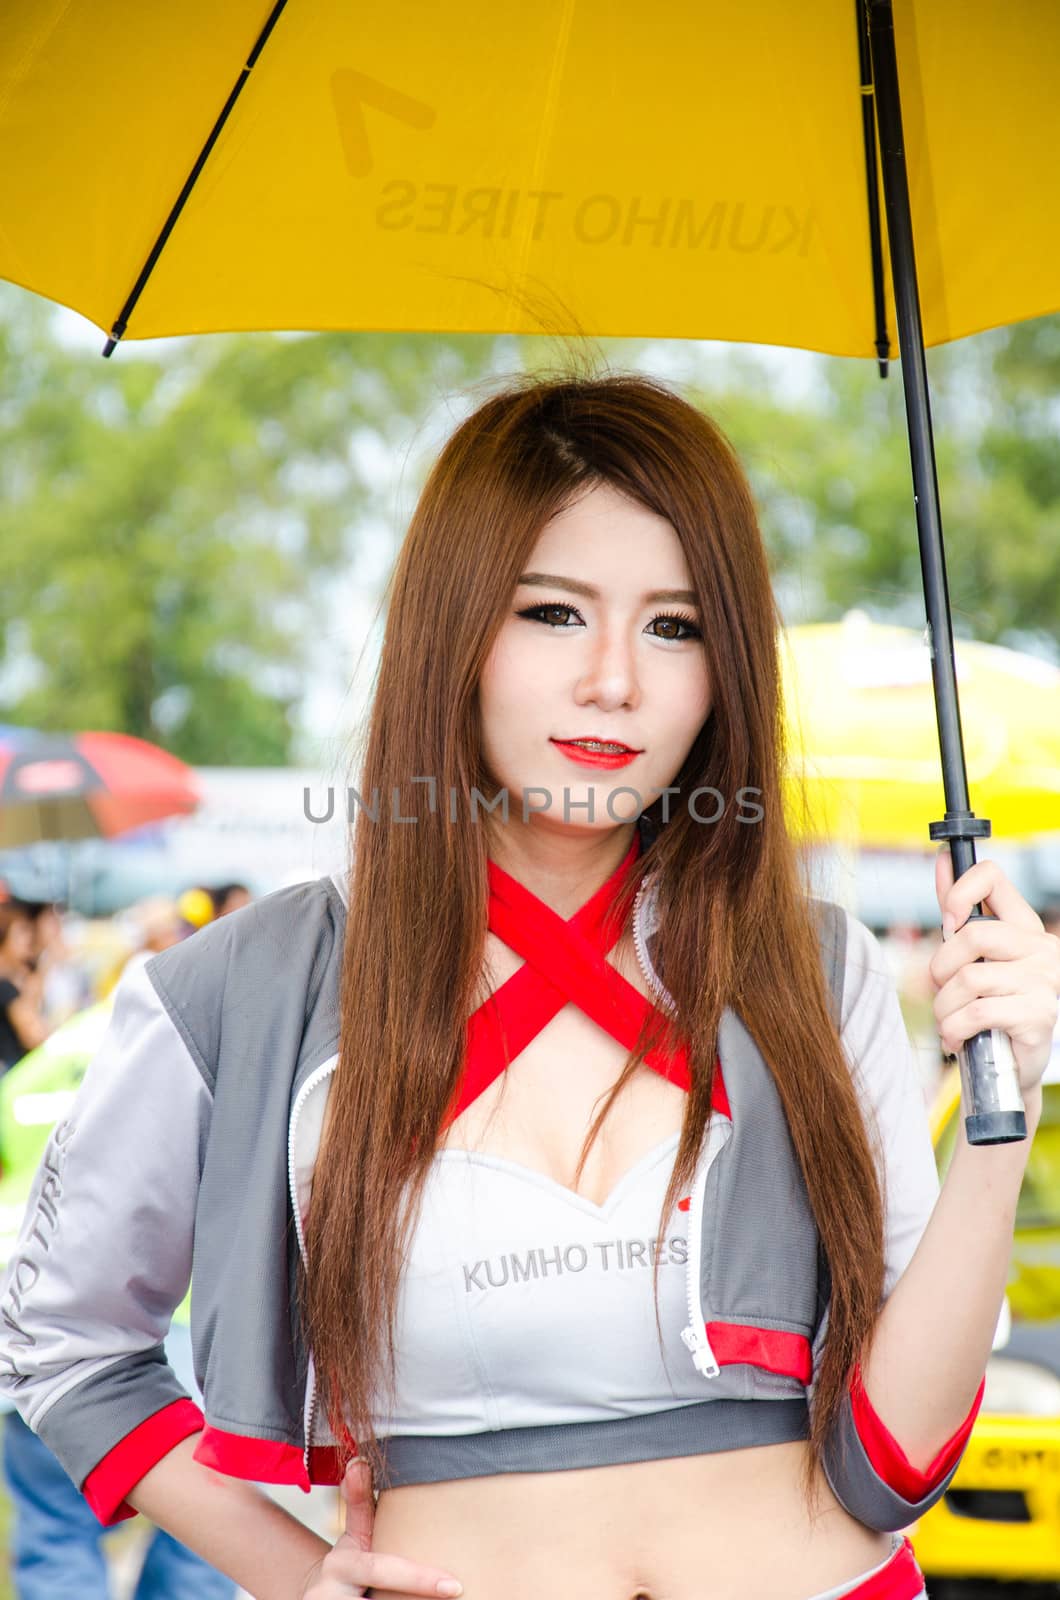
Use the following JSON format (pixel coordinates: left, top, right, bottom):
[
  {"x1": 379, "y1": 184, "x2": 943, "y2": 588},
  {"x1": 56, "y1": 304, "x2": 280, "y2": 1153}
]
[{"x1": 953, "y1": 911, "x2": 1028, "y2": 1146}]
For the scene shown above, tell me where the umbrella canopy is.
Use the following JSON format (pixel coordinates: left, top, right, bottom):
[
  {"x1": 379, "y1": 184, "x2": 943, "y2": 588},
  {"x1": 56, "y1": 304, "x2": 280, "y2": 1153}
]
[
  {"x1": 1, "y1": 1, "x2": 1056, "y2": 356},
  {"x1": 781, "y1": 613, "x2": 1060, "y2": 849},
  {"x1": 0, "y1": 728, "x2": 201, "y2": 848}
]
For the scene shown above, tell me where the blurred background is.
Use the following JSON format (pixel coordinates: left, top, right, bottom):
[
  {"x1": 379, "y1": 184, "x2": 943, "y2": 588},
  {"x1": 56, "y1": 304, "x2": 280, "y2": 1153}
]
[{"x1": 0, "y1": 283, "x2": 1057, "y2": 1596}]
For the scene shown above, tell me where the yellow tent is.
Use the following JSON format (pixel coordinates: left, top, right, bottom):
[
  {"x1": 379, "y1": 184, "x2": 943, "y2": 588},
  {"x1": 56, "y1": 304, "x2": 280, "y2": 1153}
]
[{"x1": 781, "y1": 613, "x2": 1060, "y2": 848}]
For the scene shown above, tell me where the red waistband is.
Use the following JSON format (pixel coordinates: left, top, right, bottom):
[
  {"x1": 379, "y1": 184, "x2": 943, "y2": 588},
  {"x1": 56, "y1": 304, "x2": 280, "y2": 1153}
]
[{"x1": 837, "y1": 1535, "x2": 924, "y2": 1600}]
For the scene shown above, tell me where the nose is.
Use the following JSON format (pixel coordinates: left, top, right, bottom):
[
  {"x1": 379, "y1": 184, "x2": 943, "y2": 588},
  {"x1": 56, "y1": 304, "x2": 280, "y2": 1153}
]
[{"x1": 572, "y1": 620, "x2": 642, "y2": 713}]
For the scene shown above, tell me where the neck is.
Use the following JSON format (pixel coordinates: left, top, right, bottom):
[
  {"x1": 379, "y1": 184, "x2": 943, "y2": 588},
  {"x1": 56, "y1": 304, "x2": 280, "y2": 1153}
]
[{"x1": 485, "y1": 819, "x2": 640, "y2": 919}]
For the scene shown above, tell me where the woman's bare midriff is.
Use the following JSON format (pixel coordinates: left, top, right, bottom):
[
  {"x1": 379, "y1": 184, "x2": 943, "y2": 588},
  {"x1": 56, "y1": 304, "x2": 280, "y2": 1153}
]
[{"x1": 367, "y1": 1444, "x2": 893, "y2": 1600}]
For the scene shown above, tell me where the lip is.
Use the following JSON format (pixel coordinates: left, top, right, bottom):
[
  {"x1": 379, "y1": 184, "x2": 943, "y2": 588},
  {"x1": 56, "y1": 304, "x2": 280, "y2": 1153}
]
[{"x1": 550, "y1": 737, "x2": 642, "y2": 770}]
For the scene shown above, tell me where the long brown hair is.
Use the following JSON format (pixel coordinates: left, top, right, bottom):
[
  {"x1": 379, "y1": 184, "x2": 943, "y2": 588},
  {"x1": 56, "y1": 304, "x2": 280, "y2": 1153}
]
[{"x1": 300, "y1": 362, "x2": 886, "y2": 1518}]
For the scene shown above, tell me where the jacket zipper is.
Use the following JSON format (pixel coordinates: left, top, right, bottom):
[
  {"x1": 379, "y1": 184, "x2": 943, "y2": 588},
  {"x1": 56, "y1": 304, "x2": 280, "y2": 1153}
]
[
  {"x1": 631, "y1": 874, "x2": 726, "y2": 1381},
  {"x1": 678, "y1": 1118, "x2": 730, "y2": 1378},
  {"x1": 287, "y1": 1058, "x2": 339, "y2": 1478}
]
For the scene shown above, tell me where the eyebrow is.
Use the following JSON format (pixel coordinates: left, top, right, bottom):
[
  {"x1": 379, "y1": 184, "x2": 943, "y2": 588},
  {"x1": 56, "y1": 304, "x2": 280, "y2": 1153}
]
[{"x1": 516, "y1": 572, "x2": 698, "y2": 606}]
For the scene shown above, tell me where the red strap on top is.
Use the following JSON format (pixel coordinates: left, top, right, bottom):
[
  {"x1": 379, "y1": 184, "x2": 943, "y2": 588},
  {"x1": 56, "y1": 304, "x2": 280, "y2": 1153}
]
[{"x1": 447, "y1": 830, "x2": 728, "y2": 1129}]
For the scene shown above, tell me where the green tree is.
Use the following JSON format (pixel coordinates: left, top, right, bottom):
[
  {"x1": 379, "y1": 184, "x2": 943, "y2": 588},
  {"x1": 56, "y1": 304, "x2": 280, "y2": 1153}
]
[
  {"x1": 0, "y1": 287, "x2": 503, "y2": 763},
  {"x1": 685, "y1": 314, "x2": 1060, "y2": 656}
]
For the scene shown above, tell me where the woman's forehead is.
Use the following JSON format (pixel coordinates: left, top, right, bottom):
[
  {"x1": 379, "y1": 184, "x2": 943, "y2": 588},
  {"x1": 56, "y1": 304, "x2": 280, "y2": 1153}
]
[{"x1": 527, "y1": 488, "x2": 692, "y2": 585}]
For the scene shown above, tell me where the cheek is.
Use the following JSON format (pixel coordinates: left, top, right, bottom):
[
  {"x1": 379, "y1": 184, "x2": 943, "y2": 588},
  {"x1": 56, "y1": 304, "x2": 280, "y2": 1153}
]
[
  {"x1": 480, "y1": 629, "x2": 549, "y2": 717},
  {"x1": 659, "y1": 661, "x2": 711, "y2": 731}
]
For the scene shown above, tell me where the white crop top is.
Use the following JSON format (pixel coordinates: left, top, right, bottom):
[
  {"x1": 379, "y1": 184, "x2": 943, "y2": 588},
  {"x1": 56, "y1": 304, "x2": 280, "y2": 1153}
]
[{"x1": 365, "y1": 1127, "x2": 720, "y2": 1438}]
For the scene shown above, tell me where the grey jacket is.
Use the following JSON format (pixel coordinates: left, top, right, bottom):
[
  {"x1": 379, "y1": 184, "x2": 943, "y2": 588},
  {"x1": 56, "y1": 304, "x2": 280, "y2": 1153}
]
[{"x1": 0, "y1": 869, "x2": 978, "y2": 1530}]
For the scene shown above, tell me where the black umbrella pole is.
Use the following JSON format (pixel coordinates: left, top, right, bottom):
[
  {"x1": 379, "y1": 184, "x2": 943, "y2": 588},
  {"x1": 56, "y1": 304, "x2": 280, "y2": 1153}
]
[{"x1": 867, "y1": 1, "x2": 1026, "y2": 1144}]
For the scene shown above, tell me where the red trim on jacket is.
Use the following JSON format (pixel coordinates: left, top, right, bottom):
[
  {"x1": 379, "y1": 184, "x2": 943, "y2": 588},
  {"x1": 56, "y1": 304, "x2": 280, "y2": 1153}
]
[
  {"x1": 848, "y1": 1359, "x2": 986, "y2": 1501},
  {"x1": 83, "y1": 1398, "x2": 204, "y2": 1526},
  {"x1": 193, "y1": 1426, "x2": 347, "y2": 1490},
  {"x1": 705, "y1": 1322, "x2": 813, "y2": 1383}
]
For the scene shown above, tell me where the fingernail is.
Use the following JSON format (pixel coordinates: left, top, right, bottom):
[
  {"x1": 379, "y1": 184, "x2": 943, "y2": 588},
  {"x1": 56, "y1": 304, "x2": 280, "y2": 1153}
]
[
  {"x1": 942, "y1": 912, "x2": 956, "y2": 939},
  {"x1": 437, "y1": 1583, "x2": 463, "y2": 1597}
]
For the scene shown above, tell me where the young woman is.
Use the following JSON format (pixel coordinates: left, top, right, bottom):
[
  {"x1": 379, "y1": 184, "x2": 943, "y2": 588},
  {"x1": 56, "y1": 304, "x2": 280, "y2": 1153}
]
[{"x1": 0, "y1": 372, "x2": 1056, "y2": 1600}]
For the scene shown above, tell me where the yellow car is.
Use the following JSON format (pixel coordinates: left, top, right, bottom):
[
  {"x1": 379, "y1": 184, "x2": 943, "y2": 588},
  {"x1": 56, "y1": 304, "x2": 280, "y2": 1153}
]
[{"x1": 909, "y1": 1061, "x2": 1060, "y2": 1594}]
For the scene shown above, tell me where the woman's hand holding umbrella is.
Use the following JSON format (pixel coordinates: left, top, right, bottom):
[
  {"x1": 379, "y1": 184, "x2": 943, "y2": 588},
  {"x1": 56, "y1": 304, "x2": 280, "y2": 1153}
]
[{"x1": 930, "y1": 851, "x2": 1060, "y2": 1114}]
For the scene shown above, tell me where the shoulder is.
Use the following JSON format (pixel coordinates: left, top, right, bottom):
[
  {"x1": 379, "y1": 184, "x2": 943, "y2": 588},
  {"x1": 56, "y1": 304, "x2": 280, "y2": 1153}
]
[{"x1": 142, "y1": 874, "x2": 347, "y2": 1082}]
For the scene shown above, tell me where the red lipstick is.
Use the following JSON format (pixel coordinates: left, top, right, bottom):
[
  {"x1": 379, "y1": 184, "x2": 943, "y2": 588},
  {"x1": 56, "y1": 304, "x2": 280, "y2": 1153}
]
[{"x1": 550, "y1": 737, "x2": 641, "y2": 770}]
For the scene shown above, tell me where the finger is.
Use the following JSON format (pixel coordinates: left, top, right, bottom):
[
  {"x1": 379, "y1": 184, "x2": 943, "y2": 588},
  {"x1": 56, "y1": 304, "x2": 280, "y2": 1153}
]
[
  {"x1": 933, "y1": 954, "x2": 1046, "y2": 1032},
  {"x1": 933, "y1": 988, "x2": 1055, "y2": 1060},
  {"x1": 934, "y1": 950, "x2": 1036, "y2": 1001},
  {"x1": 342, "y1": 1459, "x2": 376, "y2": 1549},
  {"x1": 936, "y1": 854, "x2": 1044, "y2": 938},
  {"x1": 326, "y1": 1543, "x2": 463, "y2": 1597},
  {"x1": 929, "y1": 919, "x2": 1043, "y2": 989}
]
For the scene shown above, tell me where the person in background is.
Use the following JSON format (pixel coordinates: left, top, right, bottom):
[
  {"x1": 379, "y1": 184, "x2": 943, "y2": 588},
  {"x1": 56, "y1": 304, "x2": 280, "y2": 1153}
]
[
  {"x1": 0, "y1": 902, "x2": 50, "y2": 1074},
  {"x1": 176, "y1": 885, "x2": 217, "y2": 937},
  {"x1": 18, "y1": 898, "x2": 94, "y2": 1028},
  {"x1": 209, "y1": 881, "x2": 253, "y2": 918},
  {"x1": 123, "y1": 897, "x2": 188, "y2": 976},
  {"x1": 98, "y1": 896, "x2": 190, "y2": 1001}
]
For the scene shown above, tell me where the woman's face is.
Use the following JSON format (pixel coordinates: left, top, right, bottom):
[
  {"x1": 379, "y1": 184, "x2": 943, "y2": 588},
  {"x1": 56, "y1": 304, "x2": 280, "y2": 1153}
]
[{"x1": 478, "y1": 481, "x2": 712, "y2": 833}]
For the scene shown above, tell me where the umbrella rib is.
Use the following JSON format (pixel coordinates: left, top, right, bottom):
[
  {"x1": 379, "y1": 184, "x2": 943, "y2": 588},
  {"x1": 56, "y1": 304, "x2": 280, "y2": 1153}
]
[
  {"x1": 854, "y1": 0, "x2": 891, "y2": 378},
  {"x1": 101, "y1": 0, "x2": 291, "y2": 358}
]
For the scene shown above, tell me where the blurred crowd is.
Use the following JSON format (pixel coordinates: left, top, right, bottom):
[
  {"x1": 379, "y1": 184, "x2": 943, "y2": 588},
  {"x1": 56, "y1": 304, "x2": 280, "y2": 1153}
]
[{"x1": 0, "y1": 880, "x2": 252, "y2": 1077}]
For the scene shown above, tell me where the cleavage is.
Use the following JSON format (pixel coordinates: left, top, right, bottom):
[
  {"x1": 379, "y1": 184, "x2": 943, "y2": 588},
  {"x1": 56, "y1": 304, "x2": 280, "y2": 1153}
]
[{"x1": 443, "y1": 934, "x2": 686, "y2": 1208}]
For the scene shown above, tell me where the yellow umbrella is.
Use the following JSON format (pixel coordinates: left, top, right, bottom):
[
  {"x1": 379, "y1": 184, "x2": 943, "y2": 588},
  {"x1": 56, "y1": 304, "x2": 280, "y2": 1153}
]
[
  {"x1": 0, "y1": 2, "x2": 1055, "y2": 355},
  {"x1": 5, "y1": 1, "x2": 1052, "y2": 1133},
  {"x1": 781, "y1": 612, "x2": 1060, "y2": 850}
]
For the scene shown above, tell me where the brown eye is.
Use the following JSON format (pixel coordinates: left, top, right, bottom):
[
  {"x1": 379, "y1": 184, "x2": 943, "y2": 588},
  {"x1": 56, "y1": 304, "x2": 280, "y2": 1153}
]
[
  {"x1": 516, "y1": 603, "x2": 581, "y2": 627},
  {"x1": 649, "y1": 613, "x2": 701, "y2": 641}
]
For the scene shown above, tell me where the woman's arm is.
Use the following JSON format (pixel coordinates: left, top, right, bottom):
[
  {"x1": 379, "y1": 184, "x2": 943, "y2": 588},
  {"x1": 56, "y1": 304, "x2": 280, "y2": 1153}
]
[
  {"x1": 5, "y1": 989, "x2": 50, "y2": 1052},
  {"x1": 124, "y1": 1434, "x2": 330, "y2": 1600},
  {"x1": 127, "y1": 1447, "x2": 468, "y2": 1600},
  {"x1": 843, "y1": 851, "x2": 1059, "y2": 1496},
  {"x1": 857, "y1": 1084, "x2": 1041, "y2": 1471}
]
